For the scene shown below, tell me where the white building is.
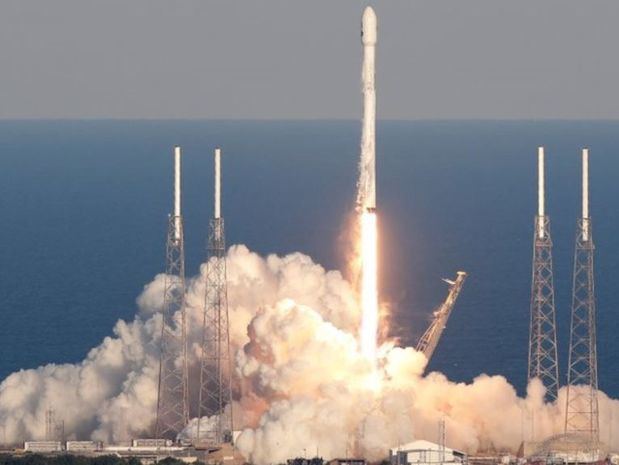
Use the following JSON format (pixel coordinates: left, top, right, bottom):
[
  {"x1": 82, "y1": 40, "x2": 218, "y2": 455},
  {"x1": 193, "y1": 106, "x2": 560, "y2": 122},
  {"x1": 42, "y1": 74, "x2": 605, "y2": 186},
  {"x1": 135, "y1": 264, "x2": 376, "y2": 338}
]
[
  {"x1": 390, "y1": 440, "x2": 467, "y2": 465},
  {"x1": 24, "y1": 441, "x2": 63, "y2": 453},
  {"x1": 66, "y1": 441, "x2": 102, "y2": 452}
]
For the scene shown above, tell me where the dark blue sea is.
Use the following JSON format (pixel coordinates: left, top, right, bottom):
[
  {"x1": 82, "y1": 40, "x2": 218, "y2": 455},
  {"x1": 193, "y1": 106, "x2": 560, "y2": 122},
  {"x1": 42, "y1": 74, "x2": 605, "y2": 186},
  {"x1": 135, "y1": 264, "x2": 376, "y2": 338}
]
[{"x1": 0, "y1": 120, "x2": 617, "y2": 398}]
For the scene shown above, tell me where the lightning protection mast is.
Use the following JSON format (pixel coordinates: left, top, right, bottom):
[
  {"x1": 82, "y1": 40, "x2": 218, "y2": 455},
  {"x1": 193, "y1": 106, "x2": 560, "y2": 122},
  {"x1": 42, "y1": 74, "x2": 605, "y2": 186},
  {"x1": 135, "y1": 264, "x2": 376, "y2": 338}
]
[
  {"x1": 527, "y1": 146, "x2": 560, "y2": 402},
  {"x1": 155, "y1": 146, "x2": 189, "y2": 440},
  {"x1": 565, "y1": 148, "x2": 599, "y2": 447},
  {"x1": 197, "y1": 147, "x2": 233, "y2": 445}
]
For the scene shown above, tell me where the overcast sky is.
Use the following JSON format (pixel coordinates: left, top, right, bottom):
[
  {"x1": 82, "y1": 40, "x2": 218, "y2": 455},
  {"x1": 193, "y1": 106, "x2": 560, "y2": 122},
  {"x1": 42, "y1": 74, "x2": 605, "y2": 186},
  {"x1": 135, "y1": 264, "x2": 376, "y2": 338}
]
[{"x1": 1, "y1": 1, "x2": 618, "y2": 119}]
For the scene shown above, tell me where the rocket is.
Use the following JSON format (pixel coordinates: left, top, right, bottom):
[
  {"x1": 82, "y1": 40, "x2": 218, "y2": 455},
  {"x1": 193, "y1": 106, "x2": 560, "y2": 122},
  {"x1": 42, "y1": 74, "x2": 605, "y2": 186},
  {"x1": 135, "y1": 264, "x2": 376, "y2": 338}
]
[{"x1": 357, "y1": 6, "x2": 377, "y2": 213}]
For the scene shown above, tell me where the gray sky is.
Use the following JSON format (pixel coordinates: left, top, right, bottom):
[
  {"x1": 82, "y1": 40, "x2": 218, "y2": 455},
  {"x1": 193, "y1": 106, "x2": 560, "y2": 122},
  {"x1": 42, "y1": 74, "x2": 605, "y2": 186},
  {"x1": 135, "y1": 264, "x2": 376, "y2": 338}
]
[{"x1": 1, "y1": 1, "x2": 618, "y2": 119}]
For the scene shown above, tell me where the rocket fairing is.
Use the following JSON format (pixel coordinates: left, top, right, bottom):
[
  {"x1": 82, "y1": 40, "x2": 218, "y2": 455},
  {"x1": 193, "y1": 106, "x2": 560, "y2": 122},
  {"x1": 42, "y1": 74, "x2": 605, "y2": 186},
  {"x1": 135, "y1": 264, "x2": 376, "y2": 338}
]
[{"x1": 357, "y1": 6, "x2": 377, "y2": 213}]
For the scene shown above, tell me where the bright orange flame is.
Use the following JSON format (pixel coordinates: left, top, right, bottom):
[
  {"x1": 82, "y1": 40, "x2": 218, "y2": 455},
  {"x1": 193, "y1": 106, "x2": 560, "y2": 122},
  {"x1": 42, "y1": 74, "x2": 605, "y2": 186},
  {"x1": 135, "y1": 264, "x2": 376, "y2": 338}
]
[{"x1": 360, "y1": 210, "x2": 378, "y2": 363}]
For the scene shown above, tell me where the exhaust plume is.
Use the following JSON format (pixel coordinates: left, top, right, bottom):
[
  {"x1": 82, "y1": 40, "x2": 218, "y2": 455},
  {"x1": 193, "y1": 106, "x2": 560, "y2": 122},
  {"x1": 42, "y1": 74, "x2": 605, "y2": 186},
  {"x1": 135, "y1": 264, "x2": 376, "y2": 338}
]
[{"x1": 0, "y1": 245, "x2": 619, "y2": 464}]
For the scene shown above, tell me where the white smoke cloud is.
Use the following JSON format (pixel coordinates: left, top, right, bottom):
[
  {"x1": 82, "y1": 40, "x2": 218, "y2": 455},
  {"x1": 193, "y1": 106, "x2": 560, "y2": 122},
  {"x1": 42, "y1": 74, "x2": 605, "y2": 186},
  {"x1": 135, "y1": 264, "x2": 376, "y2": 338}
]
[
  {"x1": 0, "y1": 245, "x2": 357, "y2": 445},
  {"x1": 0, "y1": 244, "x2": 617, "y2": 464}
]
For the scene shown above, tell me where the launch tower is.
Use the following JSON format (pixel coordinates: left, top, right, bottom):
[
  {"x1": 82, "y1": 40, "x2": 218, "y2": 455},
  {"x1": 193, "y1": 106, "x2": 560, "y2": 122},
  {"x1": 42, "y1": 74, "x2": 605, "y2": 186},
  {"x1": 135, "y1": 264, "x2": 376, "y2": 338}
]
[
  {"x1": 155, "y1": 146, "x2": 190, "y2": 439},
  {"x1": 45, "y1": 407, "x2": 55, "y2": 441},
  {"x1": 416, "y1": 271, "x2": 467, "y2": 365},
  {"x1": 565, "y1": 149, "x2": 599, "y2": 445},
  {"x1": 197, "y1": 148, "x2": 234, "y2": 444},
  {"x1": 527, "y1": 147, "x2": 560, "y2": 402}
]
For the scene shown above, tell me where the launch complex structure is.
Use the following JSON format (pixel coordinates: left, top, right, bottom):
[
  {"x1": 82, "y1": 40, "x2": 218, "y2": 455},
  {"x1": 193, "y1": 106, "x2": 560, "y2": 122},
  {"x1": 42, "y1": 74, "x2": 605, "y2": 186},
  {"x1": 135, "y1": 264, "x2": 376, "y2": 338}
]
[
  {"x1": 527, "y1": 148, "x2": 601, "y2": 460},
  {"x1": 564, "y1": 149, "x2": 599, "y2": 445},
  {"x1": 155, "y1": 147, "x2": 234, "y2": 448},
  {"x1": 7, "y1": 7, "x2": 615, "y2": 465},
  {"x1": 155, "y1": 146, "x2": 189, "y2": 439},
  {"x1": 64, "y1": 6, "x2": 604, "y2": 465},
  {"x1": 528, "y1": 147, "x2": 560, "y2": 403},
  {"x1": 197, "y1": 147, "x2": 234, "y2": 446},
  {"x1": 151, "y1": 6, "x2": 469, "y2": 453}
]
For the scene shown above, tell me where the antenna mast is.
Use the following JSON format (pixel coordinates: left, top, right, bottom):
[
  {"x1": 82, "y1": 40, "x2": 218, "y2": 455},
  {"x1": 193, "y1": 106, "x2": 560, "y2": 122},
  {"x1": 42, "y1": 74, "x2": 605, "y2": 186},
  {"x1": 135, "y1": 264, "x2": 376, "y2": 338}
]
[
  {"x1": 155, "y1": 146, "x2": 189, "y2": 439},
  {"x1": 527, "y1": 146, "x2": 560, "y2": 401},
  {"x1": 197, "y1": 148, "x2": 234, "y2": 445},
  {"x1": 565, "y1": 148, "x2": 599, "y2": 448}
]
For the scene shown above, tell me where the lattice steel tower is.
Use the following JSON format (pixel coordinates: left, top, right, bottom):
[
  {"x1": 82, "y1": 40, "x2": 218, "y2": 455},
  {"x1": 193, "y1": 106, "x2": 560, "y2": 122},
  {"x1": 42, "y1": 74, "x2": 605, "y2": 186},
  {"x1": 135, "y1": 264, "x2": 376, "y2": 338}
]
[
  {"x1": 45, "y1": 407, "x2": 55, "y2": 441},
  {"x1": 416, "y1": 271, "x2": 467, "y2": 365},
  {"x1": 565, "y1": 148, "x2": 599, "y2": 444},
  {"x1": 527, "y1": 146, "x2": 560, "y2": 402},
  {"x1": 155, "y1": 146, "x2": 189, "y2": 439},
  {"x1": 197, "y1": 148, "x2": 233, "y2": 444}
]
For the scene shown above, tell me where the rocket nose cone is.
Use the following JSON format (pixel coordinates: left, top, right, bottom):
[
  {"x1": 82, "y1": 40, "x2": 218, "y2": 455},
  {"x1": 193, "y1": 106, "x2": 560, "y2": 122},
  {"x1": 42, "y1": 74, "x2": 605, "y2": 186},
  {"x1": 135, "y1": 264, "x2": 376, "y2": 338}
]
[{"x1": 361, "y1": 6, "x2": 377, "y2": 45}]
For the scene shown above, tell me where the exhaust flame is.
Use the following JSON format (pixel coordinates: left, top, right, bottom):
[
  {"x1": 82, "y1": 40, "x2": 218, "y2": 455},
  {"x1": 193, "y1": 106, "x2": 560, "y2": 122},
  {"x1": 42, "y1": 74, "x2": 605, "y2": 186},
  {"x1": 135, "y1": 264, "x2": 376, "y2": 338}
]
[{"x1": 360, "y1": 210, "x2": 378, "y2": 362}]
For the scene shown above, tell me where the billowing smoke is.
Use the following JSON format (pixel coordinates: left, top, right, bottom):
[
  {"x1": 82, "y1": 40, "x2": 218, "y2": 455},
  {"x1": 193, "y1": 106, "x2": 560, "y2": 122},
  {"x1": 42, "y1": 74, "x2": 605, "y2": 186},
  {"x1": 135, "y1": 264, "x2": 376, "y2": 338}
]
[
  {"x1": 0, "y1": 245, "x2": 618, "y2": 463},
  {"x1": 0, "y1": 245, "x2": 357, "y2": 445}
]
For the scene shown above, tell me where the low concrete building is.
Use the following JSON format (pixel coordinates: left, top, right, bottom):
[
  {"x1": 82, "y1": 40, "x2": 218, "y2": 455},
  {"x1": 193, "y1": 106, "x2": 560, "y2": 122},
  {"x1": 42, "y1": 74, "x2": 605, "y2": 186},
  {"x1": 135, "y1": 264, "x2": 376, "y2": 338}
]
[
  {"x1": 24, "y1": 441, "x2": 63, "y2": 453},
  {"x1": 131, "y1": 438, "x2": 173, "y2": 448},
  {"x1": 390, "y1": 440, "x2": 467, "y2": 465},
  {"x1": 66, "y1": 440, "x2": 102, "y2": 452},
  {"x1": 103, "y1": 444, "x2": 197, "y2": 464},
  {"x1": 327, "y1": 459, "x2": 366, "y2": 465}
]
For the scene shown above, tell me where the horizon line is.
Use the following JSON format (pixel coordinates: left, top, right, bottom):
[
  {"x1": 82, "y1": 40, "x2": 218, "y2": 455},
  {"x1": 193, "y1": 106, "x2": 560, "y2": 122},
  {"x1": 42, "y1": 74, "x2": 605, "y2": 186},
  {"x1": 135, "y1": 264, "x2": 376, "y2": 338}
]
[{"x1": 1, "y1": 117, "x2": 619, "y2": 123}]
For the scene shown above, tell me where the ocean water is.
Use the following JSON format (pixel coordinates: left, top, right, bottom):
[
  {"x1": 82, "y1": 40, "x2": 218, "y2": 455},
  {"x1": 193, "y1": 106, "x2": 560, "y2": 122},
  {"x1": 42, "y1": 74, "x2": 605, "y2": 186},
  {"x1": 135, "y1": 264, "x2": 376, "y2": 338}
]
[{"x1": 0, "y1": 120, "x2": 617, "y2": 398}]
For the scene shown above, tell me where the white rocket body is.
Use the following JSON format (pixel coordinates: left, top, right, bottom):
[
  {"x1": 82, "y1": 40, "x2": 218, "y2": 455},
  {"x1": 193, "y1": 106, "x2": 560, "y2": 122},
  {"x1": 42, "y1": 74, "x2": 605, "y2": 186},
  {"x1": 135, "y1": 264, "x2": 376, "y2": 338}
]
[
  {"x1": 358, "y1": 7, "x2": 379, "y2": 363},
  {"x1": 357, "y1": 6, "x2": 377, "y2": 212}
]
